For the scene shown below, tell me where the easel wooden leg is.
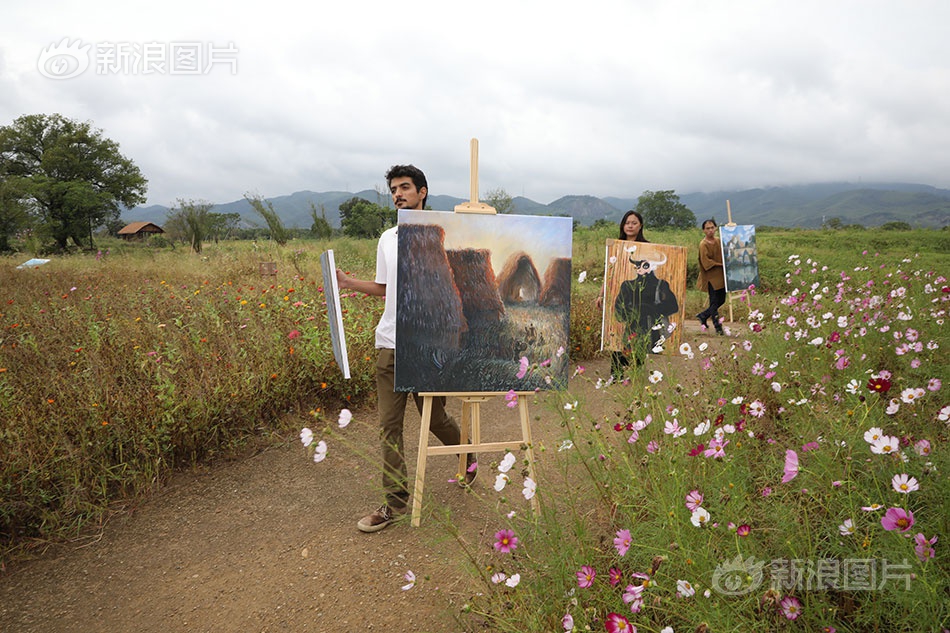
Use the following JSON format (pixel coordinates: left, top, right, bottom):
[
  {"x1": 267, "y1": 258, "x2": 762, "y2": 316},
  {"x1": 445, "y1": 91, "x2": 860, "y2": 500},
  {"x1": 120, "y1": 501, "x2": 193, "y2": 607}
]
[
  {"x1": 458, "y1": 400, "x2": 471, "y2": 480},
  {"x1": 411, "y1": 396, "x2": 434, "y2": 527}
]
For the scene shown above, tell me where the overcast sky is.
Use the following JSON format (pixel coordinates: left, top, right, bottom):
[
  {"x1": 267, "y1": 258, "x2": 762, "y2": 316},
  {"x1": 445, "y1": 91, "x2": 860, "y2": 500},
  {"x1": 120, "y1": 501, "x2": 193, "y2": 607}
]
[{"x1": 2, "y1": 0, "x2": 948, "y2": 207}]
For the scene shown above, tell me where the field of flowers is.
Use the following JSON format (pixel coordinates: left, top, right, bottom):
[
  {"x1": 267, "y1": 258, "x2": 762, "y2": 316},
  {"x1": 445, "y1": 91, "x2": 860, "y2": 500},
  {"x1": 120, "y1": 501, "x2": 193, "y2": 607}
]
[
  {"x1": 447, "y1": 241, "x2": 949, "y2": 632},
  {"x1": 2, "y1": 226, "x2": 948, "y2": 632},
  {"x1": 0, "y1": 238, "x2": 385, "y2": 553}
]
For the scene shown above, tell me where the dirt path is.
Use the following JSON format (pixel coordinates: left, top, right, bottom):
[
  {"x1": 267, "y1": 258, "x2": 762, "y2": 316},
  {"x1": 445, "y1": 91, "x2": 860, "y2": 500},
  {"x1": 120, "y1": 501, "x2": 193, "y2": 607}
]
[{"x1": 1, "y1": 323, "x2": 724, "y2": 633}]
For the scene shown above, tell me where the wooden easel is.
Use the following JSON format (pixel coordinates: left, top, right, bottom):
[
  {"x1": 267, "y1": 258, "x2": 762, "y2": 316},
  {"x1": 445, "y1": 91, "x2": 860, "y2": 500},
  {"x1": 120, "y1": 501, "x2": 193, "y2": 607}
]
[
  {"x1": 410, "y1": 139, "x2": 540, "y2": 527},
  {"x1": 723, "y1": 199, "x2": 751, "y2": 322}
]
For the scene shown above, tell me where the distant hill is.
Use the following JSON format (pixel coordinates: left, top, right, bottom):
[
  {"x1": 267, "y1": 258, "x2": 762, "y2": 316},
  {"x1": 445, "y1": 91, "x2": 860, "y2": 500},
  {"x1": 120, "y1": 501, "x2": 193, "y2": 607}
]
[{"x1": 123, "y1": 182, "x2": 950, "y2": 230}]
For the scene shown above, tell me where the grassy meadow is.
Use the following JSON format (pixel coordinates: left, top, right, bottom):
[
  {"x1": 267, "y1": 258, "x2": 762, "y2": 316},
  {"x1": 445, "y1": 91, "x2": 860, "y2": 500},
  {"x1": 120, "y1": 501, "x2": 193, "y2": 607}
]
[{"x1": 2, "y1": 225, "x2": 948, "y2": 631}]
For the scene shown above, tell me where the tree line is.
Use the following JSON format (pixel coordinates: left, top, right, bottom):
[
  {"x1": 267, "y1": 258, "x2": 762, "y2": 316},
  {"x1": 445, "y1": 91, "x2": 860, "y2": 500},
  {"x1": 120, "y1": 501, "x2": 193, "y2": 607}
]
[{"x1": 1, "y1": 113, "x2": 699, "y2": 254}]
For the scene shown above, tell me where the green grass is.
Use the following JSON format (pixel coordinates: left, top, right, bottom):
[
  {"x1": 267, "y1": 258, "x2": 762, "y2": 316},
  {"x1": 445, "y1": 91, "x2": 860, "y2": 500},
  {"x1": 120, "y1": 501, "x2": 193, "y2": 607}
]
[{"x1": 2, "y1": 228, "x2": 948, "y2": 631}]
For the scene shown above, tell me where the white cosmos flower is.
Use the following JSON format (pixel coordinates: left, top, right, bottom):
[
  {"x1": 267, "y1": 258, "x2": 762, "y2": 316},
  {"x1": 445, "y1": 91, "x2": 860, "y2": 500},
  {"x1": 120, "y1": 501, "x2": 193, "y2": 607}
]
[
  {"x1": 870, "y1": 436, "x2": 899, "y2": 454},
  {"x1": 676, "y1": 579, "x2": 696, "y2": 597},
  {"x1": 577, "y1": 271, "x2": 588, "y2": 283},
  {"x1": 300, "y1": 427, "x2": 314, "y2": 447},
  {"x1": 891, "y1": 473, "x2": 919, "y2": 494},
  {"x1": 499, "y1": 452, "x2": 517, "y2": 473},
  {"x1": 838, "y1": 519, "x2": 855, "y2": 536},
  {"x1": 313, "y1": 440, "x2": 328, "y2": 463},
  {"x1": 648, "y1": 370, "x2": 663, "y2": 384},
  {"x1": 505, "y1": 573, "x2": 521, "y2": 587},
  {"x1": 690, "y1": 507, "x2": 711, "y2": 527},
  {"x1": 494, "y1": 473, "x2": 510, "y2": 491},
  {"x1": 338, "y1": 409, "x2": 353, "y2": 428},
  {"x1": 522, "y1": 477, "x2": 537, "y2": 500},
  {"x1": 402, "y1": 570, "x2": 416, "y2": 590}
]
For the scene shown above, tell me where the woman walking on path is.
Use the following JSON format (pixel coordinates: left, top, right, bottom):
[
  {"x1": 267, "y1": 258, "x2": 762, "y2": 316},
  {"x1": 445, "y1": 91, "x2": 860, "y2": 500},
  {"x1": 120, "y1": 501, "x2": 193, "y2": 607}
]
[{"x1": 696, "y1": 218, "x2": 725, "y2": 335}]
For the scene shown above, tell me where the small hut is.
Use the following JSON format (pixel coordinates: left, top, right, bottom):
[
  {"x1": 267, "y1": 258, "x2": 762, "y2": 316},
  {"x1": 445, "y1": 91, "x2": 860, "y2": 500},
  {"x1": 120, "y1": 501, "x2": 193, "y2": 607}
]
[
  {"x1": 446, "y1": 248, "x2": 505, "y2": 324},
  {"x1": 539, "y1": 257, "x2": 572, "y2": 307},
  {"x1": 118, "y1": 222, "x2": 164, "y2": 240},
  {"x1": 497, "y1": 252, "x2": 542, "y2": 304}
]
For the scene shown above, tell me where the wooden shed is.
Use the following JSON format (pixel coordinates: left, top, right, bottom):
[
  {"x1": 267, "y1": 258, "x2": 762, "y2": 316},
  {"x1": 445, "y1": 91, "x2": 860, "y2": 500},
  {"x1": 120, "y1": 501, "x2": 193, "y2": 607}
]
[{"x1": 118, "y1": 222, "x2": 164, "y2": 240}]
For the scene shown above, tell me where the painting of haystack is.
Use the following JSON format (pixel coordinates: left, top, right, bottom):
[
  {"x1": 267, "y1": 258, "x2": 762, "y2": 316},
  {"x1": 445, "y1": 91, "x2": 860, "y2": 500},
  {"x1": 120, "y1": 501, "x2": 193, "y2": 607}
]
[
  {"x1": 720, "y1": 224, "x2": 760, "y2": 292},
  {"x1": 600, "y1": 240, "x2": 687, "y2": 356},
  {"x1": 395, "y1": 210, "x2": 573, "y2": 393}
]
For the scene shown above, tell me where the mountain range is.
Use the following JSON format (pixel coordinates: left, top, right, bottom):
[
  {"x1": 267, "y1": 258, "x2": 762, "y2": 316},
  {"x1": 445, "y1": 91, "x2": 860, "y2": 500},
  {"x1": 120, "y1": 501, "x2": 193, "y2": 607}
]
[{"x1": 122, "y1": 182, "x2": 950, "y2": 230}]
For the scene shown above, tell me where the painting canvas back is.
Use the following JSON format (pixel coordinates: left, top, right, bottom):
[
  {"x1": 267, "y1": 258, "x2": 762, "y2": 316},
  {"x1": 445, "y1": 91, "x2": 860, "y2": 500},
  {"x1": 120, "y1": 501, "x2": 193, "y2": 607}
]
[{"x1": 394, "y1": 210, "x2": 573, "y2": 393}]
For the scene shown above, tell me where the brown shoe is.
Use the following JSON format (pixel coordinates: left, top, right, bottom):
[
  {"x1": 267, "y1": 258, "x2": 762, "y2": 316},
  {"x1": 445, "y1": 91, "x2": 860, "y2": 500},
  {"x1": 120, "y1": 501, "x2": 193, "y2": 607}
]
[{"x1": 357, "y1": 504, "x2": 403, "y2": 533}]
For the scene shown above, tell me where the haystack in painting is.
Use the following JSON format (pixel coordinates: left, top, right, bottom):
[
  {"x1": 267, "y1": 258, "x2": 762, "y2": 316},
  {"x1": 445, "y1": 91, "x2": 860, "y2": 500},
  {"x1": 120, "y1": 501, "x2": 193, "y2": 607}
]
[
  {"x1": 446, "y1": 248, "x2": 505, "y2": 324},
  {"x1": 539, "y1": 257, "x2": 572, "y2": 307},
  {"x1": 396, "y1": 224, "x2": 467, "y2": 349},
  {"x1": 497, "y1": 252, "x2": 541, "y2": 304}
]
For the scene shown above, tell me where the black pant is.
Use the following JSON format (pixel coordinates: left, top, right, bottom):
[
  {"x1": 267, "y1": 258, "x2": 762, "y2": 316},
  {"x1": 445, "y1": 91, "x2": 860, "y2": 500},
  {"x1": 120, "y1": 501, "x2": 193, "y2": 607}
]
[{"x1": 700, "y1": 286, "x2": 726, "y2": 323}]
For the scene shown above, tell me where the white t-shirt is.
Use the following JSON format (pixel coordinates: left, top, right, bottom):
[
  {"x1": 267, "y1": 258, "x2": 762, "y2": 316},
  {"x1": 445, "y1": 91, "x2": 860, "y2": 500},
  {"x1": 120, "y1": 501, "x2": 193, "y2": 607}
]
[{"x1": 374, "y1": 226, "x2": 398, "y2": 349}]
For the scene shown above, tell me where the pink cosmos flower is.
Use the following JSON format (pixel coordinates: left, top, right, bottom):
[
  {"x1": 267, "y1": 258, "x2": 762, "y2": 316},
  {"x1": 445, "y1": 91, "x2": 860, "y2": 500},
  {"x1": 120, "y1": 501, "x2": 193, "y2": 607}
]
[
  {"x1": 614, "y1": 529, "x2": 632, "y2": 557},
  {"x1": 608, "y1": 567, "x2": 623, "y2": 586},
  {"x1": 605, "y1": 612, "x2": 635, "y2": 633},
  {"x1": 703, "y1": 437, "x2": 729, "y2": 458},
  {"x1": 562, "y1": 614, "x2": 574, "y2": 631},
  {"x1": 801, "y1": 441, "x2": 819, "y2": 452},
  {"x1": 881, "y1": 507, "x2": 915, "y2": 532},
  {"x1": 504, "y1": 390, "x2": 518, "y2": 409},
  {"x1": 576, "y1": 565, "x2": 596, "y2": 588},
  {"x1": 493, "y1": 529, "x2": 519, "y2": 553},
  {"x1": 685, "y1": 490, "x2": 704, "y2": 512},
  {"x1": 516, "y1": 356, "x2": 530, "y2": 379},
  {"x1": 780, "y1": 595, "x2": 802, "y2": 620},
  {"x1": 622, "y1": 584, "x2": 645, "y2": 613},
  {"x1": 288, "y1": 329, "x2": 301, "y2": 340},
  {"x1": 737, "y1": 524, "x2": 751, "y2": 537},
  {"x1": 928, "y1": 378, "x2": 942, "y2": 392},
  {"x1": 914, "y1": 533, "x2": 937, "y2": 561},
  {"x1": 914, "y1": 439, "x2": 931, "y2": 456},
  {"x1": 647, "y1": 440, "x2": 659, "y2": 454},
  {"x1": 781, "y1": 450, "x2": 799, "y2": 483}
]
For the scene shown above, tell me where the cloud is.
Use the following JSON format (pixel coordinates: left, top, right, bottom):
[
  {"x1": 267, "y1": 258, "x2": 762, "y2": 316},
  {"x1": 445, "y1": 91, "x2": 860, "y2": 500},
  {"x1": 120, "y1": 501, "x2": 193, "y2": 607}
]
[{"x1": 2, "y1": 0, "x2": 949, "y2": 206}]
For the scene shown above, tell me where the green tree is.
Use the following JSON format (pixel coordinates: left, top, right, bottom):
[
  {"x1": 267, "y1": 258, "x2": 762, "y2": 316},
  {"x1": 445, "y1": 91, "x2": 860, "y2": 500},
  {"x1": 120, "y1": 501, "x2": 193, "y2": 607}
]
[
  {"x1": 339, "y1": 196, "x2": 395, "y2": 238},
  {"x1": 206, "y1": 212, "x2": 241, "y2": 242},
  {"x1": 483, "y1": 187, "x2": 515, "y2": 214},
  {"x1": 245, "y1": 194, "x2": 290, "y2": 246},
  {"x1": 635, "y1": 190, "x2": 696, "y2": 230},
  {"x1": 309, "y1": 202, "x2": 333, "y2": 239},
  {"x1": 590, "y1": 217, "x2": 615, "y2": 231},
  {"x1": 0, "y1": 113, "x2": 147, "y2": 250},
  {"x1": 166, "y1": 199, "x2": 213, "y2": 253},
  {"x1": 0, "y1": 177, "x2": 31, "y2": 252}
]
